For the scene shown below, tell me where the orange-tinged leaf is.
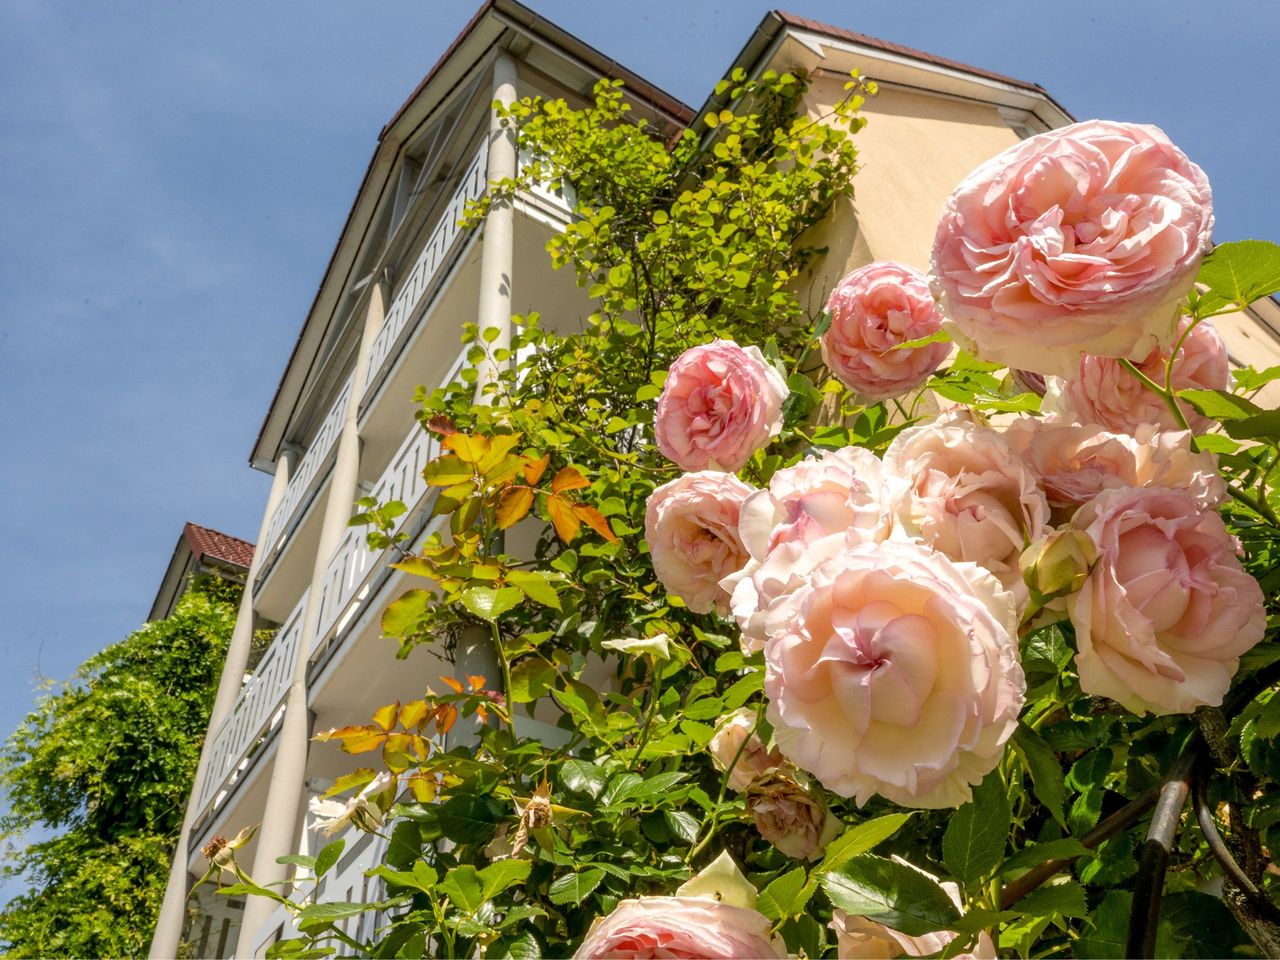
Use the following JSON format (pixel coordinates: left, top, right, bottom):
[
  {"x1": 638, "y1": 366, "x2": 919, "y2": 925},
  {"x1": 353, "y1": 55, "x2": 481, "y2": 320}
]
[
  {"x1": 547, "y1": 494, "x2": 581, "y2": 543},
  {"x1": 467, "y1": 675, "x2": 487, "y2": 691},
  {"x1": 398, "y1": 700, "x2": 430, "y2": 730},
  {"x1": 425, "y1": 414, "x2": 458, "y2": 436},
  {"x1": 434, "y1": 704, "x2": 459, "y2": 734},
  {"x1": 439, "y1": 676, "x2": 465, "y2": 694},
  {"x1": 574, "y1": 503, "x2": 619, "y2": 543},
  {"x1": 484, "y1": 455, "x2": 527, "y2": 488},
  {"x1": 523, "y1": 454, "x2": 550, "y2": 485},
  {"x1": 496, "y1": 486, "x2": 535, "y2": 530},
  {"x1": 551, "y1": 466, "x2": 590, "y2": 494},
  {"x1": 372, "y1": 702, "x2": 400, "y2": 732},
  {"x1": 315, "y1": 725, "x2": 388, "y2": 754},
  {"x1": 444, "y1": 433, "x2": 491, "y2": 464}
]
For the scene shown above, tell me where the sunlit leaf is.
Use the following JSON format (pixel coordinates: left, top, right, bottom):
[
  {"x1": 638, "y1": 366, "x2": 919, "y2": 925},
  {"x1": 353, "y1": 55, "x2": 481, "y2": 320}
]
[
  {"x1": 444, "y1": 434, "x2": 491, "y2": 464},
  {"x1": 574, "y1": 503, "x2": 618, "y2": 543},
  {"x1": 496, "y1": 487, "x2": 535, "y2": 530},
  {"x1": 551, "y1": 466, "x2": 590, "y2": 494},
  {"x1": 547, "y1": 495, "x2": 581, "y2": 542}
]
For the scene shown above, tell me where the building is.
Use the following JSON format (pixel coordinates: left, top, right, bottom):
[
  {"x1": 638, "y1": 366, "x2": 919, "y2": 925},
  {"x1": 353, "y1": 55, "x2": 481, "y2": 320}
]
[
  {"x1": 151, "y1": 4, "x2": 1280, "y2": 957},
  {"x1": 149, "y1": 522, "x2": 255, "y2": 622}
]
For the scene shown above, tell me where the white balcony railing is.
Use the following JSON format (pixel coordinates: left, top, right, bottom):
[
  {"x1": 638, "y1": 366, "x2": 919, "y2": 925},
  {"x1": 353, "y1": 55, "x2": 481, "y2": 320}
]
[
  {"x1": 363, "y1": 141, "x2": 489, "y2": 405},
  {"x1": 261, "y1": 374, "x2": 355, "y2": 568},
  {"x1": 312, "y1": 418, "x2": 440, "y2": 655},
  {"x1": 194, "y1": 587, "x2": 310, "y2": 821}
]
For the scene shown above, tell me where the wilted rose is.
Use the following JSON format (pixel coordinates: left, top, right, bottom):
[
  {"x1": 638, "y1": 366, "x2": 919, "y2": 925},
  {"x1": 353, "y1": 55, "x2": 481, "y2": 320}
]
[
  {"x1": 309, "y1": 772, "x2": 395, "y2": 837},
  {"x1": 931, "y1": 120, "x2": 1213, "y2": 377},
  {"x1": 655, "y1": 339, "x2": 787, "y2": 472},
  {"x1": 745, "y1": 768, "x2": 840, "y2": 860},
  {"x1": 707, "y1": 707, "x2": 781, "y2": 792},
  {"x1": 645, "y1": 471, "x2": 754, "y2": 614},
  {"x1": 1070, "y1": 486, "x2": 1266, "y2": 715}
]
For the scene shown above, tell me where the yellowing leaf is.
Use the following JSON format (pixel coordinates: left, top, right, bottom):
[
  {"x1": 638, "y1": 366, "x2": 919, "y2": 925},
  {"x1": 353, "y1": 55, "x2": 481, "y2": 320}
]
[
  {"x1": 382, "y1": 589, "x2": 432, "y2": 639},
  {"x1": 314, "y1": 725, "x2": 387, "y2": 755},
  {"x1": 391, "y1": 557, "x2": 436, "y2": 579},
  {"x1": 477, "y1": 433, "x2": 523, "y2": 473},
  {"x1": 406, "y1": 772, "x2": 438, "y2": 802},
  {"x1": 551, "y1": 466, "x2": 590, "y2": 494},
  {"x1": 322, "y1": 768, "x2": 377, "y2": 798},
  {"x1": 398, "y1": 700, "x2": 430, "y2": 730},
  {"x1": 424, "y1": 455, "x2": 474, "y2": 486},
  {"x1": 496, "y1": 487, "x2": 535, "y2": 530},
  {"x1": 547, "y1": 494, "x2": 581, "y2": 543},
  {"x1": 372, "y1": 702, "x2": 400, "y2": 732},
  {"x1": 444, "y1": 434, "x2": 491, "y2": 464},
  {"x1": 507, "y1": 569, "x2": 562, "y2": 609}
]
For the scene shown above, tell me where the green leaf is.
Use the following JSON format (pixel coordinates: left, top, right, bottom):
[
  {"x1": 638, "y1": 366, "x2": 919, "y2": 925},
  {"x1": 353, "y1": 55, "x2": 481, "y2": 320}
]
[
  {"x1": 313, "y1": 838, "x2": 344, "y2": 879},
  {"x1": 664, "y1": 810, "x2": 700, "y2": 843},
  {"x1": 382, "y1": 589, "x2": 431, "y2": 639},
  {"x1": 1000, "y1": 838, "x2": 1093, "y2": 875},
  {"x1": 757, "y1": 867, "x2": 813, "y2": 922},
  {"x1": 817, "y1": 813, "x2": 915, "y2": 873},
  {"x1": 509, "y1": 659, "x2": 556, "y2": 703},
  {"x1": 1076, "y1": 890, "x2": 1131, "y2": 959},
  {"x1": 460, "y1": 585, "x2": 523, "y2": 621},
  {"x1": 437, "y1": 794, "x2": 496, "y2": 844},
  {"x1": 1159, "y1": 891, "x2": 1251, "y2": 959},
  {"x1": 506, "y1": 570, "x2": 561, "y2": 610},
  {"x1": 942, "y1": 773, "x2": 1009, "y2": 885},
  {"x1": 276, "y1": 854, "x2": 317, "y2": 870},
  {"x1": 780, "y1": 914, "x2": 826, "y2": 960},
  {"x1": 559, "y1": 759, "x2": 608, "y2": 800},
  {"x1": 820, "y1": 855, "x2": 961, "y2": 937},
  {"x1": 1223, "y1": 409, "x2": 1280, "y2": 442},
  {"x1": 548, "y1": 867, "x2": 605, "y2": 905},
  {"x1": 631, "y1": 770, "x2": 688, "y2": 801},
  {"x1": 1013, "y1": 880, "x2": 1087, "y2": 918},
  {"x1": 1012, "y1": 726, "x2": 1068, "y2": 829},
  {"x1": 1197, "y1": 239, "x2": 1280, "y2": 308},
  {"x1": 890, "y1": 328, "x2": 950, "y2": 351},
  {"x1": 438, "y1": 865, "x2": 484, "y2": 914},
  {"x1": 601, "y1": 772, "x2": 644, "y2": 807},
  {"x1": 478, "y1": 859, "x2": 532, "y2": 901},
  {"x1": 296, "y1": 900, "x2": 377, "y2": 929},
  {"x1": 488, "y1": 933, "x2": 542, "y2": 960},
  {"x1": 1178, "y1": 388, "x2": 1264, "y2": 421}
]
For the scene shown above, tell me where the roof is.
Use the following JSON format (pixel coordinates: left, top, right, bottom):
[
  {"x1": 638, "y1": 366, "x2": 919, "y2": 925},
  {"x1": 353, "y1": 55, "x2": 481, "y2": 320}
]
[
  {"x1": 773, "y1": 10, "x2": 1048, "y2": 95},
  {"x1": 183, "y1": 522, "x2": 255, "y2": 570}
]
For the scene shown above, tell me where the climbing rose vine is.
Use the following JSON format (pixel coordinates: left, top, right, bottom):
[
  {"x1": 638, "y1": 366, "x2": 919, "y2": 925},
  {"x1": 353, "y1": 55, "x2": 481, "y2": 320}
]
[{"x1": 209, "y1": 78, "x2": 1280, "y2": 959}]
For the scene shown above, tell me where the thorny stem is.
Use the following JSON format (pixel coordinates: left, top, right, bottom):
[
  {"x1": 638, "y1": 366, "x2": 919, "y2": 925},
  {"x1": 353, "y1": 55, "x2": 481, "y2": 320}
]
[{"x1": 491, "y1": 620, "x2": 518, "y2": 741}]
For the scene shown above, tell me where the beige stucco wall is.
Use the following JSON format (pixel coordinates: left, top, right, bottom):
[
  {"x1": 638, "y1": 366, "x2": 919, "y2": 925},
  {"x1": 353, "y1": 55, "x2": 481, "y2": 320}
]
[{"x1": 795, "y1": 76, "x2": 1024, "y2": 302}]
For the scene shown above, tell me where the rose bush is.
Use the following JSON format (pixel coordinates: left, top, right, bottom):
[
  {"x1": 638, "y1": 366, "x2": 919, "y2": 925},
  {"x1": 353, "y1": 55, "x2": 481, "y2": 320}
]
[{"x1": 214, "y1": 75, "x2": 1280, "y2": 960}]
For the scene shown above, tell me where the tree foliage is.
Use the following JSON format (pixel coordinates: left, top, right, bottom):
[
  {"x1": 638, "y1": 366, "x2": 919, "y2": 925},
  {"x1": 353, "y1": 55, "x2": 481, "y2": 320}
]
[{"x1": 0, "y1": 580, "x2": 236, "y2": 958}]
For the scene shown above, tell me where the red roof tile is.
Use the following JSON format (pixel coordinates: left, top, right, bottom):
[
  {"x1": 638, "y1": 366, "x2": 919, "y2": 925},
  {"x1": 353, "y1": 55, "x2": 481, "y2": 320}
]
[{"x1": 183, "y1": 522, "x2": 255, "y2": 570}]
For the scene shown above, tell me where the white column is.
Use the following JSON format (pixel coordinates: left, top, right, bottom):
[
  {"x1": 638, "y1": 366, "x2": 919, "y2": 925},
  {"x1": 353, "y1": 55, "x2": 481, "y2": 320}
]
[
  {"x1": 236, "y1": 281, "x2": 386, "y2": 958},
  {"x1": 149, "y1": 449, "x2": 296, "y2": 960},
  {"x1": 474, "y1": 53, "x2": 518, "y2": 402}
]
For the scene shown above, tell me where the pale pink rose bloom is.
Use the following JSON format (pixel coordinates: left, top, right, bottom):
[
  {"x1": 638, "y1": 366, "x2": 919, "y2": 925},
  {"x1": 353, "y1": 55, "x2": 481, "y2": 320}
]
[
  {"x1": 821, "y1": 261, "x2": 950, "y2": 399},
  {"x1": 1046, "y1": 318, "x2": 1230, "y2": 434},
  {"x1": 654, "y1": 339, "x2": 787, "y2": 472},
  {"x1": 725, "y1": 447, "x2": 890, "y2": 652},
  {"x1": 831, "y1": 871, "x2": 996, "y2": 959},
  {"x1": 573, "y1": 896, "x2": 784, "y2": 959},
  {"x1": 764, "y1": 540, "x2": 1024, "y2": 808},
  {"x1": 930, "y1": 120, "x2": 1213, "y2": 377},
  {"x1": 1069, "y1": 486, "x2": 1266, "y2": 716},
  {"x1": 745, "y1": 769, "x2": 841, "y2": 860},
  {"x1": 645, "y1": 472, "x2": 753, "y2": 615},
  {"x1": 884, "y1": 412, "x2": 1051, "y2": 608},
  {"x1": 1003, "y1": 418, "x2": 1225, "y2": 517},
  {"x1": 708, "y1": 707, "x2": 782, "y2": 792}
]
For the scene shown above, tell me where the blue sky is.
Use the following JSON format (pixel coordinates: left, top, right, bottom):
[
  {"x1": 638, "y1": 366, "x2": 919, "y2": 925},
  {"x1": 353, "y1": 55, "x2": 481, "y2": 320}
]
[{"x1": 0, "y1": 0, "x2": 1275, "y2": 826}]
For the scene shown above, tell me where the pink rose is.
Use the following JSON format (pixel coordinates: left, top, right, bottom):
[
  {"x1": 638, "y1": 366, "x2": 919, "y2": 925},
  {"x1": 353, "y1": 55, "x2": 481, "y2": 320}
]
[
  {"x1": 821, "y1": 261, "x2": 950, "y2": 399},
  {"x1": 764, "y1": 540, "x2": 1024, "y2": 808},
  {"x1": 930, "y1": 120, "x2": 1213, "y2": 376},
  {"x1": 725, "y1": 447, "x2": 891, "y2": 652},
  {"x1": 745, "y1": 769, "x2": 841, "y2": 860},
  {"x1": 831, "y1": 871, "x2": 996, "y2": 959},
  {"x1": 1069, "y1": 486, "x2": 1266, "y2": 715},
  {"x1": 1003, "y1": 418, "x2": 1225, "y2": 517},
  {"x1": 1046, "y1": 319, "x2": 1230, "y2": 434},
  {"x1": 573, "y1": 896, "x2": 784, "y2": 959},
  {"x1": 645, "y1": 472, "x2": 753, "y2": 615},
  {"x1": 655, "y1": 340, "x2": 787, "y2": 472},
  {"x1": 884, "y1": 413, "x2": 1051, "y2": 607},
  {"x1": 708, "y1": 707, "x2": 782, "y2": 792}
]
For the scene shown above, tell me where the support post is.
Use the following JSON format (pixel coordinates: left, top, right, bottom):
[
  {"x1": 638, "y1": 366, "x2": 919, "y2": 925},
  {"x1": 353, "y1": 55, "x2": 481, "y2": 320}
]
[
  {"x1": 235, "y1": 282, "x2": 387, "y2": 957},
  {"x1": 474, "y1": 53, "x2": 518, "y2": 402},
  {"x1": 149, "y1": 449, "x2": 296, "y2": 959}
]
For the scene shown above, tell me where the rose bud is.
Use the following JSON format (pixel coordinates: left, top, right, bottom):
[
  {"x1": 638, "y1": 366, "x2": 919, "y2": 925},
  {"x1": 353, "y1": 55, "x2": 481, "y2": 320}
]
[
  {"x1": 1021, "y1": 529, "x2": 1098, "y2": 601},
  {"x1": 745, "y1": 768, "x2": 841, "y2": 861}
]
